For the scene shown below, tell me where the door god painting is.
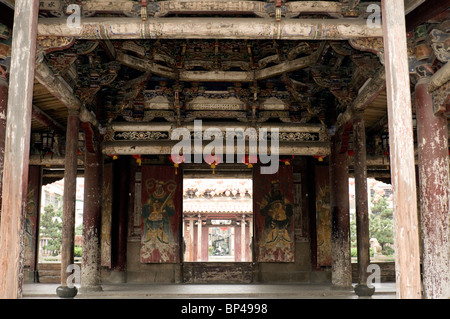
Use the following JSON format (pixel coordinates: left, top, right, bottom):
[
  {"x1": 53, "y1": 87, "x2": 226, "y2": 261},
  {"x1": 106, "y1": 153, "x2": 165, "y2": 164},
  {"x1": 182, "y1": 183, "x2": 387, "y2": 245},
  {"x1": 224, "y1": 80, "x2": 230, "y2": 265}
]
[
  {"x1": 141, "y1": 166, "x2": 181, "y2": 263},
  {"x1": 254, "y1": 165, "x2": 295, "y2": 262}
]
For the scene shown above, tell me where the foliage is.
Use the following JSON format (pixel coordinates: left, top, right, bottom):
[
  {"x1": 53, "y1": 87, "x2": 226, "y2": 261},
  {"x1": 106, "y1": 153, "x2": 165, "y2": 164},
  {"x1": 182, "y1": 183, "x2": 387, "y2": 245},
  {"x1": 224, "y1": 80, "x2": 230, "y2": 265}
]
[
  {"x1": 351, "y1": 247, "x2": 374, "y2": 257},
  {"x1": 74, "y1": 245, "x2": 83, "y2": 257},
  {"x1": 39, "y1": 204, "x2": 63, "y2": 254},
  {"x1": 350, "y1": 196, "x2": 395, "y2": 257},
  {"x1": 75, "y1": 223, "x2": 83, "y2": 236},
  {"x1": 369, "y1": 197, "x2": 394, "y2": 256}
]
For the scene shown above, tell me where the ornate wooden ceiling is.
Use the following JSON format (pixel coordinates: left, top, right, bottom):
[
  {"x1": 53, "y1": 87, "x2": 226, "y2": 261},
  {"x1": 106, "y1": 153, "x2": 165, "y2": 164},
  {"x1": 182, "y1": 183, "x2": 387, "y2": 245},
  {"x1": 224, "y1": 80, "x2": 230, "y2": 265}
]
[
  {"x1": 40, "y1": 37, "x2": 382, "y2": 128},
  {"x1": 21, "y1": 0, "x2": 448, "y2": 159}
]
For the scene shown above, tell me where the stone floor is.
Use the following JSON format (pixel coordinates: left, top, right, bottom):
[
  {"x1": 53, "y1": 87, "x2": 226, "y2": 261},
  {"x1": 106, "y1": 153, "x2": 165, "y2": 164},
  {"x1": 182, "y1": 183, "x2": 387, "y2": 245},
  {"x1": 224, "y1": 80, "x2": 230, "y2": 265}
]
[{"x1": 22, "y1": 282, "x2": 397, "y2": 299}]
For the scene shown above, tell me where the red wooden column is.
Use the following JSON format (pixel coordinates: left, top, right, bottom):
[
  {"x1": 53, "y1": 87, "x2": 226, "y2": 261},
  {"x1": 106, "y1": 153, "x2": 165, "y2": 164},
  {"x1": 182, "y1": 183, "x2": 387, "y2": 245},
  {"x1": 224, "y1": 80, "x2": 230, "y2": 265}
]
[
  {"x1": 353, "y1": 116, "x2": 374, "y2": 296},
  {"x1": 111, "y1": 157, "x2": 129, "y2": 282},
  {"x1": 80, "y1": 124, "x2": 103, "y2": 292},
  {"x1": 0, "y1": 75, "x2": 7, "y2": 211},
  {"x1": 56, "y1": 111, "x2": 80, "y2": 298},
  {"x1": 329, "y1": 136, "x2": 352, "y2": 288},
  {"x1": 0, "y1": 0, "x2": 39, "y2": 299},
  {"x1": 381, "y1": 0, "x2": 422, "y2": 299},
  {"x1": 415, "y1": 78, "x2": 450, "y2": 299}
]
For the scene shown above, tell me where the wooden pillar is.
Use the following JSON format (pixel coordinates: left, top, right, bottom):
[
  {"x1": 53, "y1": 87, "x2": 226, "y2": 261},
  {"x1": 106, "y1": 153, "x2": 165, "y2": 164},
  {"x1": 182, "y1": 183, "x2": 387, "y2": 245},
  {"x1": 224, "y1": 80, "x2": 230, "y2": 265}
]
[
  {"x1": 381, "y1": 0, "x2": 422, "y2": 299},
  {"x1": 24, "y1": 165, "x2": 42, "y2": 283},
  {"x1": 0, "y1": 76, "x2": 8, "y2": 212},
  {"x1": 241, "y1": 215, "x2": 246, "y2": 262},
  {"x1": 415, "y1": 78, "x2": 450, "y2": 299},
  {"x1": 197, "y1": 216, "x2": 202, "y2": 262},
  {"x1": 353, "y1": 116, "x2": 374, "y2": 296},
  {"x1": 0, "y1": 0, "x2": 39, "y2": 299},
  {"x1": 111, "y1": 157, "x2": 129, "y2": 282},
  {"x1": 329, "y1": 136, "x2": 352, "y2": 288},
  {"x1": 56, "y1": 111, "x2": 80, "y2": 299},
  {"x1": 80, "y1": 125, "x2": 103, "y2": 292}
]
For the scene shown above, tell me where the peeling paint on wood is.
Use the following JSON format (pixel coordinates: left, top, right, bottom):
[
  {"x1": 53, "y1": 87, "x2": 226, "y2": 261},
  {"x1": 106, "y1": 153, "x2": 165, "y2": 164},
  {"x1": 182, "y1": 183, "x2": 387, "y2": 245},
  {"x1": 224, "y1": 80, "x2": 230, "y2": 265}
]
[
  {"x1": 329, "y1": 137, "x2": 352, "y2": 288},
  {"x1": 381, "y1": 0, "x2": 422, "y2": 299},
  {"x1": 415, "y1": 78, "x2": 450, "y2": 299},
  {"x1": 0, "y1": 0, "x2": 39, "y2": 299}
]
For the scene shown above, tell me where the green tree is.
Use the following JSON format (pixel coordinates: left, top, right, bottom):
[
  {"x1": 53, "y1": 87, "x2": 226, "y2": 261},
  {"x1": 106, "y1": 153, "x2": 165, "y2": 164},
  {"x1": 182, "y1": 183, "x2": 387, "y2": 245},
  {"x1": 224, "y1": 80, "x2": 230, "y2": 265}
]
[
  {"x1": 39, "y1": 204, "x2": 63, "y2": 255},
  {"x1": 369, "y1": 197, "x2": 394, "y2": 255}
]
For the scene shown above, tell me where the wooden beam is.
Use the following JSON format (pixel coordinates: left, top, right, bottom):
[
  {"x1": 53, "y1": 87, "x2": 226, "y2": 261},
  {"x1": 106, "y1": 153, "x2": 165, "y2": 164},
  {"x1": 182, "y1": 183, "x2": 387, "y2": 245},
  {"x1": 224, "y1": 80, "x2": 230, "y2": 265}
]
[
  {"x1": 32, "y1": 104, "x2": 65, "y2": 133},
  {"x1": 37, "y1": 17, "x2": 382, "y2": 40},
  {"x1": 0, "y1": 0, "x2": 14, "y2": 10},
  {"x1": 0, "y1": 0, "x2": 39, "y2": 299},
  {"x1": 428, "y1": 61, "x2": 450, "y2": 93},
  {"x1": 255, "y1": 53, "x2": 318, "y2": 80},
  {"x1": 110, "y1": 121, "x2": 324, "y2": 133},
  {"x1": 115, "y1": 51, "x2": 177, "y2": 79},
  {"x1": 29, "y1": 154, "x2": 84, "y2": 166},
  {"x1": 335, "y1": 68, "x2": 386, "y2": 131},
  {"x1": 102, "y1": 140, "x2": 330, "y2": 156},
  {"x1": 382, "y1": 0, "x2": 422, "y2": 299},
  {"x1": 405, "y1": 0, "x2": 450, "y2": 32},
  {"x1": 404, "y1": 0, "x2": 426, "y2": 14},
  {"x1": 34, "y1": 54, "x2": 99, "y2": 128},
  {"x1": 180, "y1": 70, "x2": 253, "y2": 82}
]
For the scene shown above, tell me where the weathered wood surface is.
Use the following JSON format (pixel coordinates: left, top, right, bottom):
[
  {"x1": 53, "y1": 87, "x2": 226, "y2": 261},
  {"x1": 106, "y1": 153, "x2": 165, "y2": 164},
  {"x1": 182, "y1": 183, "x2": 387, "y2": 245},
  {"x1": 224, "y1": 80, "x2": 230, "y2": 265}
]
[
  {"x1": 428, "y1": 61, "x2": 450, "y2": 93},
  {"x1": 352, "y1": 116, "x2": 370, "y2": 287},
  {"x1": 0, "y1": 0, "x2": 39, "y2": 299},
  {"x1": 415, "y1": 78, "x2": 450, "y2": 299},
  {"x1": 329, "y1": 137, "x2": 352, "y2": 288},
  {"x1": 60, "y1": 112, "x2": 80, "y2": 287},
  {"x1": 183, "y1": 263, "x2": 253, "y2": 284},
  {"x1": 0, "y1": 78, "x2": 7, "y2": 213},
  {"x1": 381, "y1": 0, "x2": 422, "y2": 299},
  {"x1": 335, "y1": 68, "x2": 386, "y2": 131},
  {"x1": 80, "y1": 124, "x2": 103, "y2": 292},
  {"x1": 102, "y1": 140, "x2": 330, "y2": 156},
  {"x1": 34, "y1": 55, "x2": 98, "y2": 127},
  {"x1": 110, "y1": 121, "x2": 324, "y2": 133},
  {"x1": 37, "y1": 17, "x2": 382, "y2": 40},
  {"x1": 32, "y1": 104, "x2": 65, "y2": 133}
]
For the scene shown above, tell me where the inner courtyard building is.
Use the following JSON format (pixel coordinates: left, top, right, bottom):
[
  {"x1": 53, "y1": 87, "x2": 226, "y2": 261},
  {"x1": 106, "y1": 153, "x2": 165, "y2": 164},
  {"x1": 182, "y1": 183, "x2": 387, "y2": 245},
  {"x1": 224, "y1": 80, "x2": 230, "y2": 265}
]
[{"x1": 0, "y1": 0, "x2": 449, "y2": 299}]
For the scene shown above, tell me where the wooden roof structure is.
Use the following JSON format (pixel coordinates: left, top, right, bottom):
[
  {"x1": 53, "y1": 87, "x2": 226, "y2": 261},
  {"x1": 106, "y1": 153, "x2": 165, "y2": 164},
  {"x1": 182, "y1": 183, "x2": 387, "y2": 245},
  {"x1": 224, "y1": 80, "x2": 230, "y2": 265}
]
[{"x1": 0, "y1": 0, "x2": 448, "y2": 165}]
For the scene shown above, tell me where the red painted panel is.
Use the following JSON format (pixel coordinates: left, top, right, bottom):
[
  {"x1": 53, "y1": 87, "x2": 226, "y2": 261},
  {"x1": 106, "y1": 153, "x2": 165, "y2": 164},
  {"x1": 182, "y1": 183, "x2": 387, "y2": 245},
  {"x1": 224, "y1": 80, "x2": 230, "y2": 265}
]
[
  {"x1": 254, "y1": 165, "x2": 294, "y2": 262},
  {"x1": 140, "y1": 165, "x2": 182, "y2": 263}
]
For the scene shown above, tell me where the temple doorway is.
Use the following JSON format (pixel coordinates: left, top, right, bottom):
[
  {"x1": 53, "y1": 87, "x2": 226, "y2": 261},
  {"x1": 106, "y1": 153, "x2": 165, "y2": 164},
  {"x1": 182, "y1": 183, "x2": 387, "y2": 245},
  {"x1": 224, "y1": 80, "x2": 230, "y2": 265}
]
[{"x1": 182, "y1": 176, "x2": 253, "y2": 263}]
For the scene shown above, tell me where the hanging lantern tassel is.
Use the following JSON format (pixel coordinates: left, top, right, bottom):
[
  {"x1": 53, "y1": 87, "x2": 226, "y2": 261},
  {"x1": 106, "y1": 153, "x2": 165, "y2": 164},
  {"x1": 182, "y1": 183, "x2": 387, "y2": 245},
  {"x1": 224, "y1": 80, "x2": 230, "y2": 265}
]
[
  {"x1": 205, "y1": 154, "x2": 222, "y2": 175},
  {"x1": 313, "y1": 155, "x2": 325, "y2": 162},
  {"x1": 242, "y1": 154, "x2": 258, "y2": 169},
  {"x1": 279, "y1": 155, "x2": 294, "y2": 165},
  {"x1": 133, "y1": 155, "x2": 142, "y2": 166},
  {"x1": 170, "y1": 154, "x2": 185, "y2": 175}
]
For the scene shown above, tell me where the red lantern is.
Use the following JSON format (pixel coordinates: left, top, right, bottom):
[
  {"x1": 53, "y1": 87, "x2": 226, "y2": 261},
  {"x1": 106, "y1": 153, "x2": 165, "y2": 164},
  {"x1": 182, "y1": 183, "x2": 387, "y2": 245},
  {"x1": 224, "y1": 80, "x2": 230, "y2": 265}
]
[
  {"x1": 313, "y1": 155, "x2": 326, "y2": 162},
  {"x1": 241, "y1": 154, "x2": 258, "y2": 168},
  {"x1": 108, "y1": 154, "x2": 118, "y2": 160},
  {"x1": 132, "y1": 155, "x2": 142, "y2": 166},
  {"x1": 348, "y1": 150, "x2": 354, "y2": 156},
  {"x1": 279, "y1": 155, "x2": 294, "y2": 165},
  {"x1": 170, "y1": 154, "x2": 185, "y2": 175},
  {"x1": 205, "y1": 154, "x2": 222, "y2": 174}
]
